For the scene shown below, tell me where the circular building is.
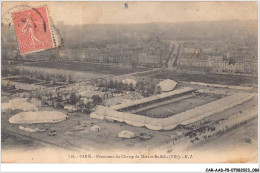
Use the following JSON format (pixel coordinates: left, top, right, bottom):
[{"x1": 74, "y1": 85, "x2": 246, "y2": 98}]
[{"x1": 157, "y1": 79, "x2": 177, "y2": 92}]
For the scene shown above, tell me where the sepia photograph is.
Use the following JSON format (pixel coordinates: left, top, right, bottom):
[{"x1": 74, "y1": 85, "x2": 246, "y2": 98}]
[{"x1": 1, "y1": 1, "x2": 258, "y2": 165}]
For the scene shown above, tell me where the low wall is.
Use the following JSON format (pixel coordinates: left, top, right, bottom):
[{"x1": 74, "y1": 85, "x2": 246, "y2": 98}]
[{"x1": 190, "y1": 81, "x2": 253, "y2": 90}]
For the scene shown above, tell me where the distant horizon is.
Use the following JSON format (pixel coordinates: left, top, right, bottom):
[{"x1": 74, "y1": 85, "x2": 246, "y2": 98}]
[
  {"x1": 2, "y1": 1, "x2": 257, "y2": 25},
  {"x1": 54, "y1": 19, "x2": 257, "y2": 26},
  {"x1": 2, "y1": 18, "x2": 257, "y2": 27}
]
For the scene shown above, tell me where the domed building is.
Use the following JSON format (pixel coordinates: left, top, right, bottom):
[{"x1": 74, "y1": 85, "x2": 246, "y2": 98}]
[{"x1": 157, "y1": 79, "x2": 177, "y2": 92}]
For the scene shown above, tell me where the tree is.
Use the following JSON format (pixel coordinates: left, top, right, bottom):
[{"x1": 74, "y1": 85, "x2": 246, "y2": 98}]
[
  {"x1": 66, "y1": 74, "x2": 72, "y2": 83},
  {"x1": 136, "y1": 81, "x2": 141, "y2": 90},
  {"x1": 114, "y1": 80, "x2": 119, "y2": 89},
  {"x1": 114, "y1": 81, "x2": 122, "y2": 92},
  {"x1": 45, "y1": 74, "x2": 50, "y2": 82},
  {"x1": 140, "y1": 82, "x2": 145, "y2": 93},
  {"x1": 13, "y1": 69, "x2": 20, "y2": 76},
  {"x1": 81, "y1": 102, "x2": 92, "y2": 114},
  {"x1": 98, "y1": 79, "x2": 104, "y2": 87},
  {"x1": 56, "y1": 92, "x2": 62, "y2": 102},
  {"x1": 37, "y1": 95, "x2": 42, "y2": 100},
  {"x1": 92, "y1": 95, "x2": 102, "y2": 106},
  {"x1": 150, "y1": 83, "x2": 156, "y2": 94},
  {"x1": 39, "y1": 74, "x2": 44, "y2": 80},
  {"x1": 10, "y1": 85, "x2": 16, "y2": 90},
  {"x1": 69, "y1": 93, "x2": 78, "y2": 105},
  {"x1": 147, "y1": 83, "x2": 155, "y2": 95},
  {"x1": 125, "y1": 83, "x2": 129, "y2": 91},
  {"x1": 93, "y1": 78, "x2": 99, "y2": 86},
  {"x1": 108, "y1": 80, "x2": 114, "y2": 88},
  {"x1": 142, "y1": 90, "x2": 150, "y2": 97},
  {"x1": 129, "y1": 83, "x2": 134, "y2": 91},
  {"x1": 156, "y1": 86, "x2": 162, "y2": 94},
  {"x1": 228, "y1": 57, "x2": 236, "y2": 65},
  {"x1": 100, "y1": 79, "x2": 108, "y2": 87},
  {"x1": 59, "y1": 75, "x2": 65, "y2": 82}
]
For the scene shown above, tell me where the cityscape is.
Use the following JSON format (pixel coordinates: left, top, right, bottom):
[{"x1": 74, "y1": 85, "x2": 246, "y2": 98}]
[{"x1": 1, "y1": 1, "x2": 258, "y2": 163}]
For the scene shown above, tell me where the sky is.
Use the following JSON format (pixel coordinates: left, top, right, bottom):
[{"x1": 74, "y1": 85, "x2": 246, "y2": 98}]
[{"x1": 2, "y1": 1, "x2": 258, "y2": 25}]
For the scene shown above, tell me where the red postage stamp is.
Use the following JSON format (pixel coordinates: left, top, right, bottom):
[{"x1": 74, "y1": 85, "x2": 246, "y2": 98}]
[{"x1": 12, "y1": 6, "x2": 54, "y2": 55}]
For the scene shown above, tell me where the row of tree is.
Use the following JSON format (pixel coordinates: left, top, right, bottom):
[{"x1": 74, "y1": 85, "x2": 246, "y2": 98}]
[
  {"x1": 95, "y1": 79, "x2": 135, "y2": 92},
  {"x1": 14, "y1": 68, "x2": 74, "y2": 84},
  {"x1": 57, "y1": 93, "x2": 102, "y2": 107},
  {"x1": 94, "y1": 79, "x2": 162, "y2": 97}
]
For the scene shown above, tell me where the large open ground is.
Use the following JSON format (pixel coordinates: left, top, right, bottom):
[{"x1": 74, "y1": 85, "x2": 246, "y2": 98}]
[
  {"x1": 24, "y1": 61, "x2": 146, "y2": 76},
  {"x1": 136, "y1": 93, "x2": 219, "y2": 118},
  {"x1": 134, "y1": 69, "x2": 257, "y2": 86}
]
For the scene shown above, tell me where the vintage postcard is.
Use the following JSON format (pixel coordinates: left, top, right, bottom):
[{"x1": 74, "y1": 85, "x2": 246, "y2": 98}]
[{"x1": 1, "y1": 1, "x2": 258, "y2": 164}]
